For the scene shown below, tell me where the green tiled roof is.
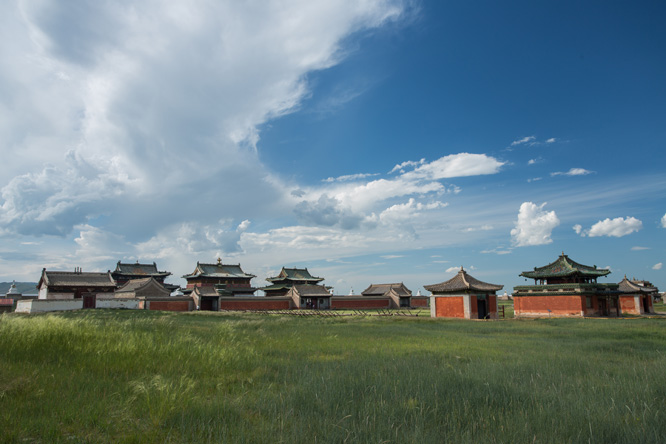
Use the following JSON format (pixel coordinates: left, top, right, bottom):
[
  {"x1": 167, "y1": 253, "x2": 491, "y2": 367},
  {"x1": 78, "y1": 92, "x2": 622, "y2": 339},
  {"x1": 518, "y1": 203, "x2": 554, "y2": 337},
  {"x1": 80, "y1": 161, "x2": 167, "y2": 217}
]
[
  {"x1": 266, "y1": 267, "x2": 323, "y2": 284},
  {"x1": 183, "y1": 260, "x2": 255, "y2": 279},
  {"x1": 520, "y1": 253, "x2": 610, "y2": 279}
]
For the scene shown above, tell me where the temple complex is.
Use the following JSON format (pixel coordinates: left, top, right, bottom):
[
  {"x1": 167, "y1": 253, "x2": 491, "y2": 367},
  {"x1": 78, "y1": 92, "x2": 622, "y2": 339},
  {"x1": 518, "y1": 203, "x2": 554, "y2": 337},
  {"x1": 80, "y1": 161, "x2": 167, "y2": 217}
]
[
  {"x1": 513, "y1": 253, "x2": 619, "y2": 317},
  {"x1": 426, "y1": 267, "x2": 503, "y2": 319}
]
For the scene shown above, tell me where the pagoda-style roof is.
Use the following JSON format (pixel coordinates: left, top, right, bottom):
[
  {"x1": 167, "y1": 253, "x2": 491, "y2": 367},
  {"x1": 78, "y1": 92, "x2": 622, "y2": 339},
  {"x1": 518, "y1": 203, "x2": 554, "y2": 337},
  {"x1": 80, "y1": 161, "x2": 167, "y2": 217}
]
[
  {"x1": 38, "y1": 269, "x2": 116, "y2": 289},
  {"x1": 113, "y1": 261, "x2": 171, "y2": 278},
  {"x1": 362, "y1": 283, "x2": 411, "y2": 297},
  {"x1": 618, "y1": 276, "x2": 658, "y2": 294},
  {"x1": 266, "y1": 267, "x2": 323, "y2": 284},
  {"x1": 520, "y1": 253, "x2": 610, "y2": 279},
  {"x1": 425, "y1": 268, "x2": 503, "y2": 293},
  {"x1": 183, "y1": 259, "x2": 256, "y2": 280}
]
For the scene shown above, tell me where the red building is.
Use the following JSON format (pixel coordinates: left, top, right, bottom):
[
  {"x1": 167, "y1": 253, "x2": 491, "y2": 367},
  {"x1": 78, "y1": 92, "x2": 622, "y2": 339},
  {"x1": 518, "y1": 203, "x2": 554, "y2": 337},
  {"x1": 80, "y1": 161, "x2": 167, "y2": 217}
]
[
  {"x1": 426, "y1": 267, "x2": 503, "y2": 319},
  {"x1": 618, "y1": 277, "x2": 657, "y2": 315},
  {"x1": 513, "y1": 253, "x2": 619, "y2": 317}
]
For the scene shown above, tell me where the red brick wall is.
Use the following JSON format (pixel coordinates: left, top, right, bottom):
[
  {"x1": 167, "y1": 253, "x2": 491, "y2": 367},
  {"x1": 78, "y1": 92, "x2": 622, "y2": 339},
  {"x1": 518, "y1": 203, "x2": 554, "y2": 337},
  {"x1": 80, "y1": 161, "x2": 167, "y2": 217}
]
[
  {"x1": 434, "y1": 297, "x2": 465, "y2": 318},
  {"x1": 620, "y1": 296, "x2": 639, "y2": 315},
  {"x1": 410, "y1": 297, "x2": 429, "y2": 307},
  {"x1": 514, "y1": 295, "x2": 584, "y2": 317},
  {"x1": 149, "y1": 301, "x2": 190, "y2": 312},
  {"x1": 219, "y1": 299, "x2": 290, "y2": 310},
  {"x1": 331, "y1": 298, "x2": 390, "y2": 309}
]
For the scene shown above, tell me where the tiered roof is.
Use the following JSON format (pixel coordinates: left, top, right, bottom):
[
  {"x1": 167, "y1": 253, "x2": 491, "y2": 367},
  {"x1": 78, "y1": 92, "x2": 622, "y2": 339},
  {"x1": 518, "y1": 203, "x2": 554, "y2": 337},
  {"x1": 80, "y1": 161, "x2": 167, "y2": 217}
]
[
  {"x1": 425, "y1": 267, "x2": 503, "y2": 293},
  {"x1": 113, "y1": 261, "x2": 171, "y2": 279},
  {"x1": 266, "y1": 267, "x2": 323, "y2": 284},
  {"x1": 183, "y1": 258, "x2": 256, "y2": 280},
  {"x1": 520, "y1": 253, "x2": 610, "y2": 280}
]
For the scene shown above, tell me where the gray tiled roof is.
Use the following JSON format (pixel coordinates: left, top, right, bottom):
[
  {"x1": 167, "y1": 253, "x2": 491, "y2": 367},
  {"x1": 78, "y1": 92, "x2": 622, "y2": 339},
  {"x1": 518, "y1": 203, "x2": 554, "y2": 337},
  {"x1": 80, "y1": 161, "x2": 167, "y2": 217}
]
[
  {"x1": 618, "y1": 277, "x2": 658, "y2": 294},
  {"x1": 425, "y1": 268, "x2": 503, "y2": 293},
  {"x1": 40, "y1": 270, "x2": 116, "y2": 288},
  {"x1": 361, "y1": 283, "x2": 411, "y2": 297},
  {"x1": 113, "y1": 261, "x2": 171, "y2": 277},
  {"x1": 116, "y1": 277, "x2": 168, "y2": 294},
  {"x1": 291, "y1": 284, "x2": 331, "y2": 297}
]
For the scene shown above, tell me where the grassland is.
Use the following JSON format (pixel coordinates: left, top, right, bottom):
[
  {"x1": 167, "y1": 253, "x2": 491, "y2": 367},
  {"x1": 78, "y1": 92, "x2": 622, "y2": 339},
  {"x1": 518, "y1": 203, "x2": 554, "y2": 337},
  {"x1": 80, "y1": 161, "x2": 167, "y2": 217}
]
[{"x1": 1, "y1": 309, "x2": 665, "y2": 443}]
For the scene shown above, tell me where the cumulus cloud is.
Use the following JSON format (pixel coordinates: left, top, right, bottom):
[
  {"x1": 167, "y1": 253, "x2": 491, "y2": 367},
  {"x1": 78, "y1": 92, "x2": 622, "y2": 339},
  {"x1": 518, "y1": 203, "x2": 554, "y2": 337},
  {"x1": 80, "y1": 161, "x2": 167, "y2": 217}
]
[
  {"x1": 510, "y1": 202, "x2": 560, "y2": 246},
  {"x1": 585, "y1": 217, "x2": 642, "y2": 238},
  {"x1": 653, "y1": 263, "x2": 662, "y2": 270},
  {"x1": 545, "y1": 138, "x2": 556, "y2": 143},
  {"x1": 551, "y1": 168, "x2": 593, "y2": 177},
  {"x1": 573, "y1": 224, "x2": 583, "y2": 234},
  {"x1": 661, "y1": 213, "x2": 666, "y2": 228},
  {"x1": 0, "y1": 0, "x2": 408, "y2": 239}
]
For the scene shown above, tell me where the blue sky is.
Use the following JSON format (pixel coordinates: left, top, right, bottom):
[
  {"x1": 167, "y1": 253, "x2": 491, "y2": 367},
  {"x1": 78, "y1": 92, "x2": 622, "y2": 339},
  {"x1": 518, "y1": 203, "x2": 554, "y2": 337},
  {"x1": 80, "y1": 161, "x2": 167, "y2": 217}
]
[{"x1": 0, "y1": 0, "x2": 664, "y2": 295}]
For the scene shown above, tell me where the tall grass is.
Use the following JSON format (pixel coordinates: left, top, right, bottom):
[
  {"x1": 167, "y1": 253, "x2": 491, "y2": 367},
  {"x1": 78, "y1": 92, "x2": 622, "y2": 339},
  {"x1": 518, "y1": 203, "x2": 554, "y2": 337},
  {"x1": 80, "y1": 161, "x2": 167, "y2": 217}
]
[{"x1": 1, "y1": 310, "x2": 665, "y2": 443}]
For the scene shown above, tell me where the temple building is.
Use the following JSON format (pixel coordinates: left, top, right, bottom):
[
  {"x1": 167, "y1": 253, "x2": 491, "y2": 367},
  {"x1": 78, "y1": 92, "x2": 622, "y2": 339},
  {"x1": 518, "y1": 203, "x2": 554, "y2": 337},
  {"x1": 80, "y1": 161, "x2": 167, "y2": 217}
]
[
  {"x1": 426, "y1": 267, "x2": 503, "y2": 319},
  {"x1": 286, "y1": 284, "x2": 332, "y2": 309},
  {"x1": 37, "y1": 268, "x2": 116, "y2": 308},
  {"x1": 111, "y1": 261, "x2": 172, "y2": 286},
  {"x1": 618, "y1": 277, "x2": 657, "y2": 315},
  {"x1": 513, "y1": 253, "x2": 620, "y2": 317},
  {"x1": 182, "y1": 259, "x2": 256, "y2": 310},
  {"x1": 262, "y1": 267, "x2": 325, "y2": 297},
  {"x1": 361, "y1": 283, "x2": 413, "y2": 308}
]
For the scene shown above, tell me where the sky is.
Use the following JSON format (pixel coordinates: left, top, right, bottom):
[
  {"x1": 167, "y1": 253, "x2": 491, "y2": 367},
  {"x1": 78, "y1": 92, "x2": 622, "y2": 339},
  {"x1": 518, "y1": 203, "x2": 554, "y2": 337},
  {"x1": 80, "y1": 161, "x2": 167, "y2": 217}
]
[{"x1": 1, "y1": 0, "x2": 665, "y2": 295}]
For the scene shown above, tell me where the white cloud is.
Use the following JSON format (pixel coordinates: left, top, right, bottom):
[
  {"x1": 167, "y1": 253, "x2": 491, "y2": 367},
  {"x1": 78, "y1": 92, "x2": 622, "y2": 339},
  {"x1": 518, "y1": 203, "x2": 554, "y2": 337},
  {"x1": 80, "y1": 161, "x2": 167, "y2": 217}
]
[
  {"x1": 445, "y1": 266, "x2": 461, "y2": 273},
  {"x1": 323, "y1": 173, "x2": 380, "y2": 183},
  {"x1": 573, "y1": 224, "x2": 583, "y2": 234},
  {"x1": 653, "y1": 263, "x2": 662, "y2": 270},
  {"x1": 511, "y1": 136, "x2": 535, "y2": 146},
  {"x1": 551, "y1": 168, "x2": 593, "y2": 177},
  {"x1": 390, "y1": 159, "x2": 425, "y2": 174},
  {"x1": 510, "y1": 202, "x2": 560, "y2": 247},
  {"x1": 0, "y1": 0, "x2": 408, "y2": 239},
  {"x1": 545, "y1": 138, "x2": 556, "y2": 143},
  {"x1": 586, "y1": 217, "x2": 642, "y2": 238},
  {"x1": 631, "y1": 246, "x2": 650, "y2": 251},
  {"x1": 661, "y1": 213, "x2": 666, "y2": 228}
]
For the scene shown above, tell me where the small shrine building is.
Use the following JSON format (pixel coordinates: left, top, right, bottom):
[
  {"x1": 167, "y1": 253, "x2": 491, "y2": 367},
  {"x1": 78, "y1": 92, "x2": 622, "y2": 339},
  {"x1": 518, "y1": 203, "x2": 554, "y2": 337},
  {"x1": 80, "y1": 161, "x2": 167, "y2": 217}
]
[
  {"x1": 513, "y1": 253, "x2": 619, "y2": 317},
  {"x1": 361, "y1": 283, "x2": 413, "y2": 308},
  {"x1": 426, "y1": 267, "x2": 503, "y2": 319},
  {"x1": 618, "y1": 277, "x2": 657, "y2": 315}
]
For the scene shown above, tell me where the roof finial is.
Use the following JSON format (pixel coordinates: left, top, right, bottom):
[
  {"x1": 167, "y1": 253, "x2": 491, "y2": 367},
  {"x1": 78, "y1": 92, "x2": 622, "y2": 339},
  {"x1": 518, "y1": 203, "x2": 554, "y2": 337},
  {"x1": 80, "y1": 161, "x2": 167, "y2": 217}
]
[{"x1": 217, "y1": 257, "x2": 222, "y2": 265}]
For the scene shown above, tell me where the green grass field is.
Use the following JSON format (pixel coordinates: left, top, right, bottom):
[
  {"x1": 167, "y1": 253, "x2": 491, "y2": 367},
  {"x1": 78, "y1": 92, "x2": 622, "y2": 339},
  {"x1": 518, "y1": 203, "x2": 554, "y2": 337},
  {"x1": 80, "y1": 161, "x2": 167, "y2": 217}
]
[{"x1": 1, "y1": 309, "x2": 665, "y2": 443}]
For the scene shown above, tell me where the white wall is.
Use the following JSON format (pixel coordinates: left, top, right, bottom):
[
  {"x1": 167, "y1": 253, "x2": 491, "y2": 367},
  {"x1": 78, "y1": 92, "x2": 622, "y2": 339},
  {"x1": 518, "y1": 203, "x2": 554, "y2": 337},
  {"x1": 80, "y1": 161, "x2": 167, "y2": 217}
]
[{"x1": 15, "y1": 299, "x2": 83, "y2": 313}]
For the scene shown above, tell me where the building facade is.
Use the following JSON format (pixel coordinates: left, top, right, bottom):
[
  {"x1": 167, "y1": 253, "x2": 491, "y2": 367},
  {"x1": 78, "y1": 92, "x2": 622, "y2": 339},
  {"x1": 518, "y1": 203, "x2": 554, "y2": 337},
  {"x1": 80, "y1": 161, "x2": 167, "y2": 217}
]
[
  {"x1": 426, "y1": 267, "x2": 503, "y2": 319},
  {"x1": 182, "y1": 258, "x2": 256, "y2": 301},
  {"x1": 513, "y1": 253, "x2": 620, "y2": 317}
]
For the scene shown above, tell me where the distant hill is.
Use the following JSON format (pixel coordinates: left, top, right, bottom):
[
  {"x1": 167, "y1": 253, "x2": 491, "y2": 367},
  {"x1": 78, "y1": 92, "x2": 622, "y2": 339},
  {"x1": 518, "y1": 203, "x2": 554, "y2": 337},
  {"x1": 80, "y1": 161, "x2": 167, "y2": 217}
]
[{"x1": 0, "y1": 282, "x2": 38, "y2": 295}]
